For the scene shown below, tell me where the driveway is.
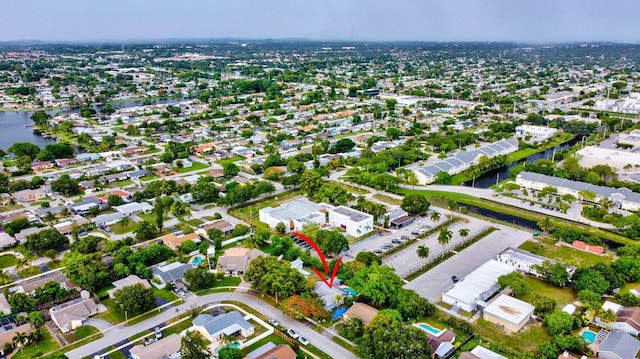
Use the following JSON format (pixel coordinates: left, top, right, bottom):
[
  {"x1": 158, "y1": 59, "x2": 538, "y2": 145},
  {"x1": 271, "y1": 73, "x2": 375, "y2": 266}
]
[
  {"x1": 83, "y1": 318, "x2": 114, "y2": 332},
  {"x1": 65, "y1": 291, "x2": 357, "y2": 359}
]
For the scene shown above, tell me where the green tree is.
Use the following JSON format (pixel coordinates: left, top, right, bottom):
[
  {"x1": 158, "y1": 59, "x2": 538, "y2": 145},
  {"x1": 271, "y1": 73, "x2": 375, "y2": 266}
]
[
  {"x1": 223, "y1": 163, "x2": 240, "y2": 177},
  {"x1": 347, "y1": 263, "x2": 402, "y2": 307},
  {"x1": 107, "y1": 195, "x2": 125, "y2": 207},
  {"x1": 530, "y1": 293, "x2": 557, "y2": 318},
  {"x1": 355, "y1": 251, "x2": 382, "y2": 266},
  {"x1": 417, "y1": 245, "x2": 429, "y2": 259},
  {"x1": 535, "y1": 261, "x2": 570, "y2": 287},
  {"x1": 275, "y1": 222, "x2": 287, "y2": 234},
  {"x1": 155, "y1": 196, "x2": 164, "y2": 230},
  {"x1": 357, "y1": 313, "x2": 433, "y2": 359},
  {"x1": 51, "y1": 175, "x2": 80, "y2": 196},
  {"x1": 8, "y1": 142, "x2": 41, "y2": 159},
  {"x1": 434, "y1": 171, "x2": 452, "y2": 184},
  {"x1": 458, "y1": 228, "x2": 470, "y2": 242},
  {"x1": 180, "y1": 330, "x2": 209, "y2": 359},
  {"x1": 429, "y1": 210, "x2": 441, "y2": 224},
  {"x1": 437, "y1": 228, "x2": 453, "y2": 259},
  {"x1": 401, "y1": 194, "x2": 431, "y2": 215},
  {"x1": 170, "y1": 201, "x2": 192, "y2": 220},
  {"x1": 61, "y1": 252, "x2": 110, "y2": 292},
  {"x1": 218, "y1": 347, "x2": 243, "y2": 359},
  {"x1": 112, "y1": 283, "x2": 156, "y2": 317},
  {"x1": 25, "y1": 228, "x2": 68, "y2": 252},
  {"x1": 134, "y1": 220, "x2": 157, "y2": 241},
  {"x1": 315, "y1": 230, "x2": 349, "y2": 256},
  {"x1": 245, "y1": 256, "x2": 305, "y2": 301},
  {"x1": 299, "y1": 170, "x2": 323, "y2": 195},
  {"x1": 28, "y1": 311, "x2": 45, "y2": 328},
  {"x1": 8, "y1": 293, "x2": 37, "y2": 313},
  {"x1": 543, "y1": 310, "x2": 577, "y2": 336},
  {"x1": 183, "y1": 267, "x2": 218, "y2": 291},
  {"x1": 497, "y1": 272, "x2": 529, "y2": 296}
]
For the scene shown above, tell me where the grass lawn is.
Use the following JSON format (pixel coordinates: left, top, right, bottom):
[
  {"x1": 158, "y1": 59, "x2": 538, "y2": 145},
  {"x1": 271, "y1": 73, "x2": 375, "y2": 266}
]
[
  {"x1": 330, "y1": 181, "x2": 369, "y2": 195},
  {"x1": 0, "y1": 204, "x2": 23, "y2": 213},
  {"x1": 215, "y1": 155, "x2": 246, "y2": 166},
  {"x1": 164, "y1": 317, "x2": 195, "y2": 336},
  {"x1": 70, "y1": 325, "x2": 100, "y2": 341},
  {"x1": 0, "y1": 254, "x2": 18, "y2": 268},
  {"x1": 241, "y1": 333, "x2": 308, "y2": 359},
  {"x1": 109, "y1": 179, "x2": 133, "y2": 188},
  {"x1": 473, "y1": 317, "x2": 551, "y2": 355},
  {"x1": 519, "y1": 276, "x2": 577, "y2": 308},
  {"x1": 17, "y1": 266, "x2": 42, "y2": 279},
  {"x1": 138, "y1": 211, "x2": 169, "y2": 225},
  {"x1": 186, "y1": 218, "x2": 204, "y2": 226},
  {"x1": 154, "y1": 288, "x2": 179, "y2": 301},
  {"x1": 228, "y1": 190, "x2": 301, "y2": 222},
  {"x1": 97, "y1": 298, "x2": 126, "y2": 324},
  {"x1": 372, "y1": 193, "x2": 402, "y2": 205},
  {"x1": 519, "y1": 237, "x2": 613, "y2": 268},
  {"x1": 140, "y1": 175, "x2": 157, "y2": 182},
  {"x1": 96, "y1": 284, "x2": 115, "y2": 299},
  {"x1": 104, "y1": 346, "x2": 128, "y2": 359},
  {"x1": 109, "y1": 220, "x2": 137, "y2": 235},
  {"x1": 12, "y1": 327, "x2": 59, "y2": 359},
  {"x1": 195, "y1": 277, "x2": 242, "y2": 296},
  {"x1": 175, "y1": 161, "x2": 208, "y2": 173}
]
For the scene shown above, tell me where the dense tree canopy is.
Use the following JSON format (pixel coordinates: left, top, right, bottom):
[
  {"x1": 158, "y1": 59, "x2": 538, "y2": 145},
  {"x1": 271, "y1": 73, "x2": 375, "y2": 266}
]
[
  {"x1": 357, "y1": 313, "x2": 433, "y2": 359},
  {"x1": 112, "y1": 283, "x2": 156, "y2": 316}
]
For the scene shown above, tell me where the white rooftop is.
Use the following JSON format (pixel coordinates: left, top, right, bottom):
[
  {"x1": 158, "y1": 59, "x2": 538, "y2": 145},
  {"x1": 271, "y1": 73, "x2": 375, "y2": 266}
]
[
  {"x1": 483, "y1": 294, "x2": 534, "y2": 325},
  {"x1": 442, "y1": 260, "x2": 515, "y2": 307},
  {"x1": 470, "y1": 346, "x2": 509, "y2": 359}
]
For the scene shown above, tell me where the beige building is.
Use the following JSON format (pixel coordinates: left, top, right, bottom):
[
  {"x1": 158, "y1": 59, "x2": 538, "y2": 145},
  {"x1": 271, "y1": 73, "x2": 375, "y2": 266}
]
[
  {"x1": 343, "y1": 302, "x2": 379, "y2": 326},
  {"x1": 216, "y1": 247, "x2": 264, "y2": 276},
  {"x1": 482, "y1": 294, "x2": 533, "y2": 333},
  {"x1": 50, "y1": 298, "x2": 99, "y2": 333}
]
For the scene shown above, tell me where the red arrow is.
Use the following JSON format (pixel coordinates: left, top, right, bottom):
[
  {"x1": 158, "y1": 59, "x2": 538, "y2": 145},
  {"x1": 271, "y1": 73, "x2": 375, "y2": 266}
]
[{"x1": 292, "y1": 231, "x2": 342, "y2": 288}]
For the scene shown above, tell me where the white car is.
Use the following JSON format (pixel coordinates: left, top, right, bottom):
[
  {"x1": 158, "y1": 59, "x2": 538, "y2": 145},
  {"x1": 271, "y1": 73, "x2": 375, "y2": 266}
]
[
  {"x1": 268, "y1": 318, "x2": 280, "y2": 327},
  {"x1": 287, "y1": 328, "x2": 300, "y2": 339},
  {"x1": 298, "y1": 336, "x2": 310, "y2": 346}
]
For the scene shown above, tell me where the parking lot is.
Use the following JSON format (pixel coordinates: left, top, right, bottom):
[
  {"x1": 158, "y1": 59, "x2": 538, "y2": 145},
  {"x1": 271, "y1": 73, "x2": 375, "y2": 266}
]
[
  {"x1": 383, "y1": 216, "x2": 490, "y2": 278},
  {"x1": 403, "y1": 223, "x2": 531, "y2": 302},
  {"x1": 343, "y1": 210, "x2": 451, "y2": 260}
]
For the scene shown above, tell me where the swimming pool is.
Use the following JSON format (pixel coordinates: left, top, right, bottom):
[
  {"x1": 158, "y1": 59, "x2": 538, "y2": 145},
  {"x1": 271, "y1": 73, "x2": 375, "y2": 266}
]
[
  {"x1": 343, "y1": 287, "x2": 357, "y2": 296},
  {"x1": 191, "y1": 256, "x2": 203, "y2": 266},
  {"x1": 215, "y1": 342, "x2": 241, "y2": 354},
  {"x1": 417, "y1": 323, "x2": 441, "y2": 336},
  {"x1": 581, "y1": 330, "x2": 596, "y2": 344}
]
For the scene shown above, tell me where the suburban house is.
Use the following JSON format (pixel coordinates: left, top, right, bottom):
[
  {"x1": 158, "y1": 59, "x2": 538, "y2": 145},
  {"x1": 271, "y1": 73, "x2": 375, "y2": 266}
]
[
  {"x1": 150, "y1": 261, "x2": 193, "y2": 288},
  {"x1": 49, "y1": 298, "x2": 99, "y2": 333},
  {"x1": 197, "y1": 220, "x2": 235, "y2": 237},
  {"x1": 0, "y1": 294, "x2": 11, "y2": 315},
  {"x1": 159, "y1": 232, "x2": 201, "y2": 251},
  {"x1": 496, "y1": 247, "x2": 575, "y2": 278},
  {"x1": 572, "y1": 240, "x2": 605, "y2": 255},
  {"x1": 129, "y1": 333, "x2": 182, "y2": 359},
  {"x1": 0, "y1": 233, "x2": 17, "y2": 249},
  {"x1": 327, "y1": 206, "x2": 374, "y2": 237},
  {"x1": 93, "y1": 211, "x2": 126, "y2": 227},
  {"x1": 245, "y1": 342, "x2": 297, "y2": 359},
  {"x1": 423, "y1": 327, "x2": 456, "y2": 359},
  {"x1": 516, "y1": 171, "x2": 640, "y2": 211},
  {"x1": 14, "y1": 226, "x2": 51, "y2": 244},
  {"x1": 343, "y1": 302, "x2": 379, "y2": 326},
  {"x1": 107, "y1": 275, "x2": 151, "y2": 298},
  {"x1": 596, "y1": 331, "x2": 640, "y2": 359},
  {"x1": 596, "y1": 301, "x2": 640, "y2": 336},
  {"x1": 113, "y1": 201, "x2": 154, "y2": 216},
  {"x1": 216, "y1": 247, "x2": 264, "y2": 276},
  {"x1": 13, "y1": 272, "x2": 70, "y2": 294},
  {"x1": 459, "y1": 346, "x2": 509, "y2": 359},
  {"x1": 313, "y1": 278, "x2": 348, "y2": 311},
  {"x1": 0, "y1": 322, "x2": 32, "y2": 356},
  {"x1": 191, "y1": 311, "x2": 254, "y2": 343},
  {"x1": 482, "y1": 294, "x2": 534, "y2": 333},
  {"x1": 12, "y1": 188, "x2": 47, "y2": 202},
  {"x1": 514, "y1": 125, "x2": 558, "y2": 143},
  {"x1": 259, "y1": 197, "x2": 330, "y2": 233}
]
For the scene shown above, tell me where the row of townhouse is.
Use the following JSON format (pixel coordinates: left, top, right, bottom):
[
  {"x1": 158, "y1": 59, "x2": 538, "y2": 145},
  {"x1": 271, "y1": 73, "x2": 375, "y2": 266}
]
[{"x1": 412, "y1": 138, "x2": 519, "y2": 184}]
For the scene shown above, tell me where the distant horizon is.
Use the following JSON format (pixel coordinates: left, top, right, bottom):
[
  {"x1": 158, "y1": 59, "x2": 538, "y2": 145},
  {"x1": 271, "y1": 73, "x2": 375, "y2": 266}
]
[{"x1": 2, "y1": 1, "x2": 639, "y2": 44}]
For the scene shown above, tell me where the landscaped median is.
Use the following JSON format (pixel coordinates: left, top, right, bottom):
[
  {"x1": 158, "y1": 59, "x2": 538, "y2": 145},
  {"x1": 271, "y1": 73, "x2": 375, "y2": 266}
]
[{"x1": 380, "y1": 217, "x2": 461, "y2": 260}]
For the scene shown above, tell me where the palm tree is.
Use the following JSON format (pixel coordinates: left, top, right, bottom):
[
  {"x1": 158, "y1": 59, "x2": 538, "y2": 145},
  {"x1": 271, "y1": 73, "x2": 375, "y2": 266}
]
[
  {"x1": 118, "y1": 216, "x2": 131, "y2": 231},
  {"x1": 43, "y1": 211, "x2": 56, "y2": 225},
  {"x1": 0, "y1": 270, "x2": 13, "y2": 285},
  {"x1": 60, "y1": 207, "x2": 71, "y2": 218},
  {"x1": 458, "y1": 228, "x2": 470, "y2": 242},
  {"x1": 438, "y1": 228, "x2": 453, "y2": 259},
  {"x1": 537, "y1": 217, "x2": 555, "y2": 234},
  {"x1": 429, "y1": 210, "x2": 441, "y2": 224},
  {"x1": 28, "y1": 329, "x2": 44, "y2": 349},
  {"x1": 16, "y1": 252, "x2": 36, "y2": 272},
  {"x1": 417, "y1": 245, "x2": 429, "y2": 259},
  {"x1": 447, "y1": 200, "x2": 459, "y2": 220},
  {"x1": 12, "y1": 332, "x2": 27, "y2": 353},
  {"x1": 28, "y1": 311, "x2": 45, "y2": 329}
]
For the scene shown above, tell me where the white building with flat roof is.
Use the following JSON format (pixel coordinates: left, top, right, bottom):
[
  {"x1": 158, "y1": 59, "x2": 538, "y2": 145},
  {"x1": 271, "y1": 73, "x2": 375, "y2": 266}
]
[
  {"x1": 576, "y1": 145, "x2": 640, "y2": 172},
  {"x1": 482, "y1": 294, "x2": 534, "y2": 333},
  {"x1": 442, "y1": 260, "x2": 515, "y2": 313},
  {"x1": 259, "y1": 197, "x2": 331, "y2": 233},
  {"x1": 328, "y1": 206, "x2": 374, "y2": 237},
  {"x1": 515, "y1": 125, "x2": 558, "y2": 143}
]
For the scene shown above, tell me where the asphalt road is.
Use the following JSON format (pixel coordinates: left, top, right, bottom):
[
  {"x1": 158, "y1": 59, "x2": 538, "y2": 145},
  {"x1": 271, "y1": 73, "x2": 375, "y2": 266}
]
[{"x1": 65, "y1": 291, "x2": 357, "y2": 359}]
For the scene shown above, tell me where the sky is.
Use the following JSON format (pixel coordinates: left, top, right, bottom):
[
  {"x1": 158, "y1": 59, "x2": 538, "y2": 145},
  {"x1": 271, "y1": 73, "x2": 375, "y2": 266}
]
[{"x1": 1, "y1": 0, "x2": 639, "y2": 43}]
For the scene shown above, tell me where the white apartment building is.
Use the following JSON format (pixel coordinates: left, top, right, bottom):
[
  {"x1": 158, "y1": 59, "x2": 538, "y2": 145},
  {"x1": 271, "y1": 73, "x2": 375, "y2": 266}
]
[
  {"x1": 514, "y1": 125, "x2": 558, "y2": 143},
  {"x1": 328, "y1": 206, "x2": 374, "y2": 237}
]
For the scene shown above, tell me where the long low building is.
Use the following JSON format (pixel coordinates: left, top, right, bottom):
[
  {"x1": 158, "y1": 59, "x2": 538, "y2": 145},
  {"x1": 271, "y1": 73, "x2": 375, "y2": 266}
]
[
  {"x1": 411, "y1": 138, "x2": 518, "y2": 184},
  {"x1": 442, "y1": 260, "x2": 515, "y2": 313},
  {"x1": 516, "y1": 171, "x2": 640, "y2": 211}
]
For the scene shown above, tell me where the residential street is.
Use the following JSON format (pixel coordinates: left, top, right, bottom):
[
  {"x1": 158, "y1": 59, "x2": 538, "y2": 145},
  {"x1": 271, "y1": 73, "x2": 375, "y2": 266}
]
[{"x1": 65, "y1": 291, "x2": 358, "y2": 359}]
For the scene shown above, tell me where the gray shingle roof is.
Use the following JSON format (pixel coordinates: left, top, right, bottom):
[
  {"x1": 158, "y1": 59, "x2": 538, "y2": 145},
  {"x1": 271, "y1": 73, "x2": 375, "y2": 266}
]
[
  {"x1": 193, "y1": 311, "x2": 253, "y2": 337},
  {"x1": 598, "y1": 331, "x2": 640, "y2": 358}
]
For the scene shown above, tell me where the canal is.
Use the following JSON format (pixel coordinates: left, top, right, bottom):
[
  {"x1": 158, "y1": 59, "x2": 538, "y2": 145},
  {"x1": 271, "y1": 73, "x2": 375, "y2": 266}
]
[
  {"x1": 463, "y1": 203, "x2": 622, "y2": 251},
  {"x1": 463, "y1": 138, "x2": 580, "y2": 188},
  {"x1": 0, "y1": 97, "x2": 182, "y2": 151}
]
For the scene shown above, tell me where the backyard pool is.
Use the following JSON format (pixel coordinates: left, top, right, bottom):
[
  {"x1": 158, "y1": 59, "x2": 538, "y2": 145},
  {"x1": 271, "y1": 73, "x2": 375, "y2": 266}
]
[
  {"x1": 215, "y1": 342, "x2": 241, "y2": 354},
  {"x1": 343, "y1": 287, "x2": 357, "y2": 296},
  {"x1": 191, "y1": 256, "x2": 203, "y2": 266},
  {"x1": 416, "y1": 323, "x2": 442, "y2": 336},
  {"x1": 581, "y1": 330, "x2": 596, "y2": 344}
]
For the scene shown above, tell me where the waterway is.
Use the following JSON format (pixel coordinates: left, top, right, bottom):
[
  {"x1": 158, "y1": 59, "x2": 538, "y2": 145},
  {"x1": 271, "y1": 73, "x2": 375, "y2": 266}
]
[
  {"x1": 0, "y1": 97, "x2": 181, "y2": 151},
  {"x1": 463, "y1": 138, "x2": 580, "y2": 188},
  {"x1": 463, "y1": 203, "x2": 622, "y2": 251}
]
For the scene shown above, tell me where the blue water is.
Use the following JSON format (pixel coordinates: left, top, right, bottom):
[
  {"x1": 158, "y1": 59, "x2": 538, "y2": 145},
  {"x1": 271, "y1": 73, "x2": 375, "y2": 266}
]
[
  {"x1": 215, "y1": 342, "x2": 240, "y2": 354},
  {"x1": 332, "y1": 307, "x2": 348, "y2": 319},
  {"x1": 344, "y1": 287, "x2": 357, "y2": 296},
  {"x1": 418, "y1": 323, "x2": 441, "y2": 335},
  {"x1": 192, "y1": 257, "x2": 203, "y2": 266},
  {"x1": 582, "y1": 331, "x2": 596, "y2": 344}
]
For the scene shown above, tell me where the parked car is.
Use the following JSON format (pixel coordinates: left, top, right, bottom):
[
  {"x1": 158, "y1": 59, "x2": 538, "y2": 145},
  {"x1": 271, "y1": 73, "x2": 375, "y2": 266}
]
[
  {"x1": 287, "y1": 328, "x2": 300, "y2": 339},
  {"x1": 374, "y1": 249, "x2": 383, "y2": 255},
  {"x1": 400, "y1": 235, "x2": 409, "y2": 240},
  {"x1": 452, "y1": 275, "x2": 459, "y2": 283},
  {"x1": 298, "y1": 336, "x2": 310, "y2": 346},
  {"x1": 411, "y1": 231, "x2": 420, "y2": 235},
  {"x1": 268, "y1": 318, "x2": 280, "y2": 327},
  {"x1": 391, "y1": 238, "x2": 402, "y2": 244},
  {"x1": 155, "y1": 327, "x2": 162, "y2": 339}
]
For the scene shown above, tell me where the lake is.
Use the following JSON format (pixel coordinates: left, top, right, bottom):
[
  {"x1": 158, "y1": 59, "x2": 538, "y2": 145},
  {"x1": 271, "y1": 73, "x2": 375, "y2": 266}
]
[{"x1": 0, "y1": 97, "x2": 181, "y2": 151}]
